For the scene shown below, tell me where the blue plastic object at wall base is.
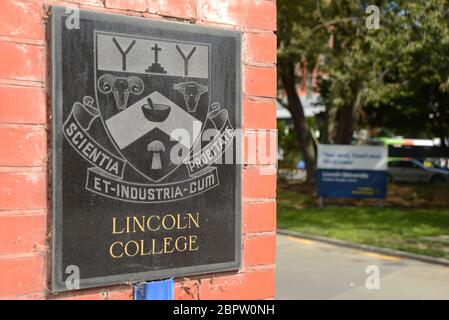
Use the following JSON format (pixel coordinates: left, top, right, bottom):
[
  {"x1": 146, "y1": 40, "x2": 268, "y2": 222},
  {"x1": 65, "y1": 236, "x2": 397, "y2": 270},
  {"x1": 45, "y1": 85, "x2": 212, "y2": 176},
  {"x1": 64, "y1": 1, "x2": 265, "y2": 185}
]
[{"x1": 134, "y1": 279, "x2": 174, "y2": 300}]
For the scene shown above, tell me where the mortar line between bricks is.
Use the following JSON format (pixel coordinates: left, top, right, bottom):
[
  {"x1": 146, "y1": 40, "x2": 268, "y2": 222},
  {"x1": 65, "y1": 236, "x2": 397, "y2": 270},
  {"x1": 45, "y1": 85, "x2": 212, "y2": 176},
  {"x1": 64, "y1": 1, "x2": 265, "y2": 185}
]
[
  {"x1": 244, "y1": 29, "x2": 277, "y2": 36},
  {"x1": 1, "y1": 290, "x2": 47, "y2": 300},
  {"x1": 196, "y1": 20, "x2": 276, "y2": 33},
  {"x1": 0, "y1": 209, "x2": 46, "y2": 216},
  {"x1": 243, "y1": 124, "x2": 277, "y2": 130},
  {"x1": 243, "y1": 27, "x2": 278, "y2": 33},
  {"x1": 0, "y1": 166, "x2": 47, "y2": 171},
  {"x1": 0, "y1": 122, "x2": 47, "y2": 126},
  {"x1": 243, "y1": 94, "x2": 278, "y2": 100},
  {"x1": 0, "y1": 251, "x2": 45, "y2": 261},
  {"x1": 0, "y1": 36, "x2": 45, "y2": 47},
  {"x1": 241, "y1": 265, "x2": 276, "y2": 273},
  {"x1": 244, "y1": 95, "x2": 277, "y2": 102},
  {"x1": 243, "y1": 61, "x2": 277, "y2": 68},
  {"x1": 244, "y1": 164, "x2": 277, "y2": 168},
  {"x1": 243, "y1": 231, "x2": 276, "y2": 238},
  {"x1": 243, "y1": 197, "x2": 276, "y2": 202},
  {"x1": 243, "y1": 198, "x2": 277, "y2": 204},
  {"x1": 239, "y1": 265, "x2": 276, "y2": 274},
  {"x1": 0, "y1": 123, "x2": 47, "y2": 128},
  {"x1": 244, "y1": 64, "x2": 276, "y2": 70},
  {"x1": 0, "y1": 79, "x2": 44, "y2": 88},
  {"x1": 244, "y1": 129, "x2": 278, "y2": 134}
]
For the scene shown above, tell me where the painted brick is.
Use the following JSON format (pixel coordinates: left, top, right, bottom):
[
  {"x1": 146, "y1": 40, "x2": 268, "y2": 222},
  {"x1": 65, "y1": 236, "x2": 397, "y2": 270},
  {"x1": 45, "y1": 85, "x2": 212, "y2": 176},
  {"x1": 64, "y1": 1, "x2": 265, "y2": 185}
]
[
  {"x1": 243, "y1": 165, "x2": 276, "y2": 199},
  {"x1": 175, "y1": 279, "x2": 199, "y2": 300},
  {"x1": 53, "y1": 291, "x2": 108, "y2": 300},
  {"x1": 0, "y1": 42, "x2": 45, "y2": 82},
  {"x1": 0, "y1": 213, "x2": 46, "y2": 255},
  {"x1": 105, "y1": 0, "x2": 148, "y2": 12},
  {"x1": 199, "y1": 269, "x2": 275, "y2": 300},
  {"x1": 0, "y1": 85, "x2": 46, "y2": 124},
  {"x1": 149, "y1": 0, "x2": 196, "y2": 19},
  {"x1": 244, "y1": 32, "x2": 277, "y2": 65},
  {"x1": 244, "y1": 66, "x2": 277, "y2": 98},
  {"x1": 0, "y1": 0, "x2": 45, "y2": 40},
  {"x1": 64, "y1": 0, "x2": 104, "y2": 5},
  {"x1": 0, "y1": 254, "x2": 46, "y2": 297},
  {"x1": 243, "y1": 97, "x2": 277, "y2": 129},
  {"x1": 0, "y1": 170, "x2": 46, "y2": 210},
  {"x1": 10, "y1": 291, "x2": 46, "y2": 300},
  {"x1": 243, "y1": 234, "x2": 276, "y2": 267},
  {"x1": 0, "y1": 126, "x2": 46, "y2": 166},
  {"x1": 198, "y1": 0, "x2": 276, "y2": 31},
  {"x1": 107, "y1": 286, "x2": 133, "y2": 300},
  {"x1": 242, "y1": 201, "x2": 276, "y2": 233},
  {"x1": 244, "y1": 130, "x2": 277, "y2": 165},
  {"x1": 55, "y1": 286, "x2": 132, "y2": 300},
  {"x1": 0, "y1": 0, "x2": 277, "y2": 301}
]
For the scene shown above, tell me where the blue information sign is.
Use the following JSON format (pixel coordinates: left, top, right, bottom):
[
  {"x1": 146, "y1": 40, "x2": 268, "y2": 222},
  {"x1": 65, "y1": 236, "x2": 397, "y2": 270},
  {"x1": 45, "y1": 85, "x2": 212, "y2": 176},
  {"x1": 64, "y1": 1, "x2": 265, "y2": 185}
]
[{"x1": 316, "y1": 145, "x2": 388, "y2": 199}]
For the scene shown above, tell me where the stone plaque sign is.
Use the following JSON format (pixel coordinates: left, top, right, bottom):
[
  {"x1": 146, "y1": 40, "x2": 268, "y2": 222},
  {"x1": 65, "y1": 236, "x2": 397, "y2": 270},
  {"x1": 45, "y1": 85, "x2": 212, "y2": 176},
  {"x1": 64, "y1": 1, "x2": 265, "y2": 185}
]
[{"x1": 50, "y1": 7, "x2": 242, "y2": 291}]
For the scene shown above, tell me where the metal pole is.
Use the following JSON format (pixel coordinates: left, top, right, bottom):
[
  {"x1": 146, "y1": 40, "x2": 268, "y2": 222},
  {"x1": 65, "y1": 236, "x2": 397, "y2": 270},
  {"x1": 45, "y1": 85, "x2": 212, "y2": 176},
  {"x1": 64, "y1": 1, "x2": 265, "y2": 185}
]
[{"x1": 318, "y1": 196, "x2": 324, "y2": 208}]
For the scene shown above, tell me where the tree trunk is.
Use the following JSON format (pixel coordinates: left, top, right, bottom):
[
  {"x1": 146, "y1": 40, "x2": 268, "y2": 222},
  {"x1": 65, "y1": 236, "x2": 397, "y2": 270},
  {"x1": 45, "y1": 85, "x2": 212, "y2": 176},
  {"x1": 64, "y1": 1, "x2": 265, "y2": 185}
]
[
  {"x1": 438, "y1": 133, "x2": 448, "y2": 156},
  {"x1": 336, "y1": 91, "x2": 362, "y2": 144},
  {"x1": 280, "y1": 61, "x2": 317, "y2": 183},
  {"x1": 324, "y1": 105, "x2": 337, "y2": 143}
]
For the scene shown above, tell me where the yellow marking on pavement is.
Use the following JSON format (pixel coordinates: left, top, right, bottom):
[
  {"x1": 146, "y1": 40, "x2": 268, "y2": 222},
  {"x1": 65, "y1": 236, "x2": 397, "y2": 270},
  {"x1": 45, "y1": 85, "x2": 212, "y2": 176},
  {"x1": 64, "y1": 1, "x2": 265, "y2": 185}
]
[
  {"x1": 358, "y1": 251, "x2": 401, "y2": 261},
  {"x1": 288, "y1": 236, "x2": 314, "y2": 245}
]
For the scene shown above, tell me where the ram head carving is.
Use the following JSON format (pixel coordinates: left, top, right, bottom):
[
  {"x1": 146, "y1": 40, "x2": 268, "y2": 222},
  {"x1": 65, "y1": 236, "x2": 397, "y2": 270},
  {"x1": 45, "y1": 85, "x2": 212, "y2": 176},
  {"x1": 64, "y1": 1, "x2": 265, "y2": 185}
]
[{"x1": 97, "y1": 74, "x2": 144, "y2": 110}]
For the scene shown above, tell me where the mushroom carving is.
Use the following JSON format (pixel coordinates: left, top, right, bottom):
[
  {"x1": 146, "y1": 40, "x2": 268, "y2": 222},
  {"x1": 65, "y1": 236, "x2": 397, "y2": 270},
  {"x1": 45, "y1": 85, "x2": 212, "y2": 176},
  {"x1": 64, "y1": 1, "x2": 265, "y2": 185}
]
[
  {"x1": 147, "y1": 141, "x2": 165, "y2": 170},
  {"x1": 97, "y1": 74, "x2": 144, "y2": 110}
]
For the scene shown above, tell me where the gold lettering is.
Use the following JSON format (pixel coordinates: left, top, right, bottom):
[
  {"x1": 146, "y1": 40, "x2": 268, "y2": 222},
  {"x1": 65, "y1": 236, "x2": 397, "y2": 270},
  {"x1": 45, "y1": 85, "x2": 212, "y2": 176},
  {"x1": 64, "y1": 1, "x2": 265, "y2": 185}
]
[
  {"x1": 126, "y1": 216, "x2": 130, "y2": 233},
  {"x1": 146, "y1": 215, "x2": 160, "y2": 231},
  {"x1": 188, "y1": 213, "x2": 200, "y2": 229},
  {"x1": 177, "y1": 214, "x2": 187, "y2": 230},
  {"x1": 189, "y1": 235, "x2": 199, "y2": 251},
  {"x1": 152, "y1": 238, "x2": 163, "y2": 255},
  {"x1": 109, "y1": 241, "x2": 124, "y2": 258},
  {"x1": 112, "y1": 217, "x2": 125, "y2": 234},
  {"x1": 133, "y1": 216, "x2": 145, "y2": 233},
  {"x1": 164, "y1": 237, "x2": 175, "y2": 254},
  {"x1": 140, "y1": 239, "x2": 151, "y2": 256},
  {"x1": 175, "y1": 236, "x2": 188, "y2": 252},
  {"x1": 162, "y1": 214, "x2": 176, "y2": 230},
  {"x1": 124, "y1": 240, "x2": 139, "y2": 257}
]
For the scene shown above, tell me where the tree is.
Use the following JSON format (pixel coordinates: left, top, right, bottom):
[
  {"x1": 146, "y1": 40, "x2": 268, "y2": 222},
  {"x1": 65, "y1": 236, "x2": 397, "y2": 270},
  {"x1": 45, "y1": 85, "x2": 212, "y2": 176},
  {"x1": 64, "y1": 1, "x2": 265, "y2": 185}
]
[
  {"x1": 364, "y1": 0, "x2": 449, "y2": 151},
  {"x1": 278, "y1": 0, "x2": 449, "y2": 181},
  {"x1": 314, "y1": 1, "x2": 389, "y2": 145},
  {"x1": 277, "y1": 0, "x2": 329, "y2": 182},
  {"x1": 278, "y1": 0, "x2": 380, "y2": 181}
]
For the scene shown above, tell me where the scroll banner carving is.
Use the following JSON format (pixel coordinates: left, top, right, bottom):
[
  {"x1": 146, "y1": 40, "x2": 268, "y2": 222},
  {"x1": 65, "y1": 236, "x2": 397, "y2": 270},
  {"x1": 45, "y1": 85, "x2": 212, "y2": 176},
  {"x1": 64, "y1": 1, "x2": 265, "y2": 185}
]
[
  {"x1": 185, "y1": 102, "x2": 236, "y2": 176},
  {"x1": 63, "y1": 97, "x2": 235, "y2": 203}
]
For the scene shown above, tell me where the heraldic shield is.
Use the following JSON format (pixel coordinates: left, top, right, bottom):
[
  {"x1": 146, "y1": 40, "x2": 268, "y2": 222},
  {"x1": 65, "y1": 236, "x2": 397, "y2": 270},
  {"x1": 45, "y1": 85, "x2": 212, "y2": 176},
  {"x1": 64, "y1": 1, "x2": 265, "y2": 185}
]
[{"x1": 94, "y1": 32, "x2": 210, "y2": 182}]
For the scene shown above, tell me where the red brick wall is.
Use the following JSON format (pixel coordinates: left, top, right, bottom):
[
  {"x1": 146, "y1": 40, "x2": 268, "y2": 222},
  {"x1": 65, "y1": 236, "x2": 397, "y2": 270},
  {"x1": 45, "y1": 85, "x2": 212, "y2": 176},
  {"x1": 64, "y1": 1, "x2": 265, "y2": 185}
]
[{"x1": 0, "y1": 0, "x2": 277, "y2": 300}]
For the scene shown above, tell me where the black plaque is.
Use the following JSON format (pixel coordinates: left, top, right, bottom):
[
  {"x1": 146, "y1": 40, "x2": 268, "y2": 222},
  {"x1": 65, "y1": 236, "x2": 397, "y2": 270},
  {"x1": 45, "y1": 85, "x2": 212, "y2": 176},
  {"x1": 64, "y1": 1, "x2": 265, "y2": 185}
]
[{"x1": 50, "y1": 6, "x2": 242, "y2": 292}]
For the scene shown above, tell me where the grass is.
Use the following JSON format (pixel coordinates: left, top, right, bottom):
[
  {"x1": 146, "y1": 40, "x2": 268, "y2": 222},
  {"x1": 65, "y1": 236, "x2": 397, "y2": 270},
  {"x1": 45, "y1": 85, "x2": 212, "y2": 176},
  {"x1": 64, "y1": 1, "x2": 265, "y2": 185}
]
[{"x1": 277, "y1": 188, "x2": 449, "y2": 259}]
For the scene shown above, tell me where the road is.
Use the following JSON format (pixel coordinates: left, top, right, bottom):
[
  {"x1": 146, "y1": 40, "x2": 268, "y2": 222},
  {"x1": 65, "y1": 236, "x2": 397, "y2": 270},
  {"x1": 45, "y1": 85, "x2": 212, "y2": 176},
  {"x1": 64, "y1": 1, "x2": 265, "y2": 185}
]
[{"x1": 276, "y1": 234, "x2": 449, "y2": 299}]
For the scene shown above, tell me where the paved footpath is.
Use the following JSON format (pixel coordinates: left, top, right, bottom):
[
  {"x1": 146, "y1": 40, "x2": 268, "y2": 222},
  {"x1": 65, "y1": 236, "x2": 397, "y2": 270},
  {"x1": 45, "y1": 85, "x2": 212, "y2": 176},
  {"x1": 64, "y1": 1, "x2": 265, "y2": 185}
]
[{"x1": 276, "y1": 234, "x2": 449, "y2": 299}]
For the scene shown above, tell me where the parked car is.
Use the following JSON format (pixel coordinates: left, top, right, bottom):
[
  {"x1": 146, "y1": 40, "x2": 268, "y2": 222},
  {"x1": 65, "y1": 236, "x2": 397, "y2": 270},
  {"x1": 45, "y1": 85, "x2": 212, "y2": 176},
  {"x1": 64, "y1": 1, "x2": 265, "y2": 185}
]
[{"x1": 387, "y1": 158, "x2": 449, "y2": 184}]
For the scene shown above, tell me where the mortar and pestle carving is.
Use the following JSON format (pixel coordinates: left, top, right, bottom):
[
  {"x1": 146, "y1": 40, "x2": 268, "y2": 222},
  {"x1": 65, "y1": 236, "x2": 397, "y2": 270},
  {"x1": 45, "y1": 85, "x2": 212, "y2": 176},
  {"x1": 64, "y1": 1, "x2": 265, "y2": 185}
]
[{"x1": 142, "y1": 97, "x2": 171, "y2": 122}]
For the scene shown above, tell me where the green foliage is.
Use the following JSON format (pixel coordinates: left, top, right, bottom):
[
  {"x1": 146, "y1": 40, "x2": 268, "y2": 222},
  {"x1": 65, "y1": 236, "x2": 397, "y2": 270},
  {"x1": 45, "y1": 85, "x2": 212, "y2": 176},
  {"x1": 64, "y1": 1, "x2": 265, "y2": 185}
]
[
  {"x1": 364, "y1": 0, "x2": 449, "y2": 140},
  {"x1": 278, "y1": 0, "x2": 449, "y2": 142},
  {"x1": 277, "y1": 120, "x2": 301, "y2": 168},
  {"x1": 277, "y1": 0, "x2": 328, "y2": 75}
]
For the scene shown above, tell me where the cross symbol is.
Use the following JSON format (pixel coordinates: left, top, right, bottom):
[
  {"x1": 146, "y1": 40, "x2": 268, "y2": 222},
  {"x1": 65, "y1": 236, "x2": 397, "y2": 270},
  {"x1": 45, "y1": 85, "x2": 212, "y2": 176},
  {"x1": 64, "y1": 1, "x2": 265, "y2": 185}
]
[{"x1": 151, "y1": 44, "x2": 162, "y2": 65}]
